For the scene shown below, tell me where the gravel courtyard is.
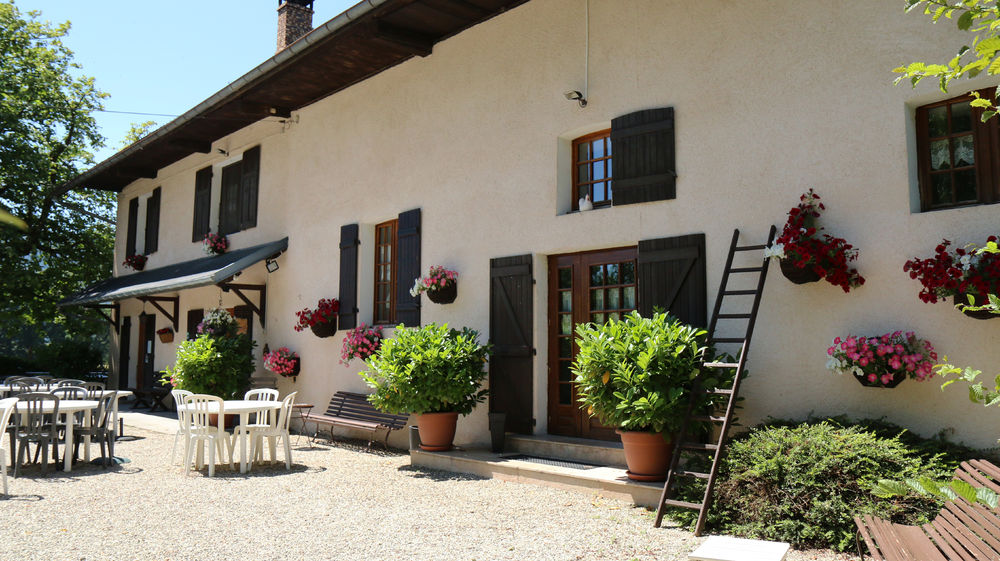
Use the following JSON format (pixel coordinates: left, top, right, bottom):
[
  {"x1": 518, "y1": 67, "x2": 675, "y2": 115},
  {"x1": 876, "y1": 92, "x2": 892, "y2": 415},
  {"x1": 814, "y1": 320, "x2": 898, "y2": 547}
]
[{"x1": 0, "y1": 418, "x2": 853, "y2": 561}]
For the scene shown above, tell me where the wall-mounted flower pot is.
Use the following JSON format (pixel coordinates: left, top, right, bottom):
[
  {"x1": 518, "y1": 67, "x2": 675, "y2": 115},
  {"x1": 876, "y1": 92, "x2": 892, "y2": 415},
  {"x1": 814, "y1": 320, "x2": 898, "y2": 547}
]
[
  {"x1": 427, "y1": 282, "x2": 457, "y2": 304},
  {"x1": 157, "y1": 330, "x2": 174, "y2": 343},
  {"x1": 853, "y1": 371, "x2": 906, "y2": 388},
  {"x1": 616, "y1": 430, "x2": 673, "y2": 482},
  {"x1": 415, "y1": 411, "x2": 459, "y2": 451},
  {"x1": 779, "y1": 258, "x2": 821, "y2": 284},
  {"x1": 279, "y1": 359, "x2": 301, "y2": 379},
  {"x1": 954, "y1": 293, "x2": 998, "y2": 320},
  {"x1": 310, "y1": 320, "x2": 338, "y2": 338}
]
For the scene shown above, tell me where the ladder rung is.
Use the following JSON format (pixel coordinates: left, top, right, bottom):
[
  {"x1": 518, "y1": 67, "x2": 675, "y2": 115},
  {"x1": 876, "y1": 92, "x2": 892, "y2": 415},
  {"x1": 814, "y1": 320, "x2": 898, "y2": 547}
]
[
  {"x1": 710, "y1": 338, "x2": 745, "y2": 344},
  {"x1": 721, "y1": 290, "x2": 757, "y2": 296},
  {"x1": 705, "y1": 388, "x2": 734, "y2": 395},
  {"x1": 704, "y1": 362, "x2": 739, "y2": 368},
  {"x1": 661, "y1": 499, "x2": 702, "y2": 510},
  {"x1": 729, "y1": 267, "x2": 764, "y2": 273},
  {"x1": 680, "y1": 442, "x2": 719, "y2": 451},
  {"x1": 734, "y1": 244, "x2": 766, "y2": 251},
  {"x1": 717, "y1": 314, "x2": 751, "y2": 319},
  {"x1": 674, "y1": 469, "x2": 710, "y2": 479},
  {"x1": 691, "y1": 415, "x2": 727, "y2": 423}
]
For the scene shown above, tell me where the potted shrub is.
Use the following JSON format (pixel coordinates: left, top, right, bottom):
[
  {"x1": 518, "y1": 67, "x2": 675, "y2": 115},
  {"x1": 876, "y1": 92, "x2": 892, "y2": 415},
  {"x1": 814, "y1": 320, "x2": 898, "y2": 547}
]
[
  {"x1": 764, "y1": 189, "x2": 865, "y2": 292},
  {"x1": 360, "y1": 323, "x2": 490, "y2": 451},
  {"x1": 156, "y1": 327, "x2": 174, "y2": 343},
  {"x1": 410, "y1": 265, "x2": 459, "y2": 304},
  {"x1": 203, "y1": 231, "x2": 229, "y2": 255},
  {"x1": 340, "y1": 323, "x2": 383, "y2": 364},
  {"x1": 263, "y1": 347, "x2": 300, "y2": 379},
  {"x1": 123, "y1": 253, "x2": 147, "y2": 271},
  {"x1": 904, "y1": 236, "x2": 1000, "y2": 319},
  {"x1": 294, "y1": 298, "x2": 340, "y2": 337},
  {"x1": 825, "y1": 331, "x2": 937, "y2": 388},
  {"x1": 573, "y1": 311, "x2": 718, "y2": 481}
]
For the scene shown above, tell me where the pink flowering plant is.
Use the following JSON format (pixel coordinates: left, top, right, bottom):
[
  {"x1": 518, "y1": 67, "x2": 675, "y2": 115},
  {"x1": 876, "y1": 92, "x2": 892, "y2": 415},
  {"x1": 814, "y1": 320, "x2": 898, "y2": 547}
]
[
  {"x1": 293, "y1": 298, "x2": 339, "y2": 332},
  {"x1": 203, "y1": 232, "x2": 229, "y2": 255},
  {"x1": 825, "y1": 331, "x2": 938, "y2": 387},
  {"x1": 340, "y1": 323, "x2": 383, "y2": 364},
  {"x1": 409, "y1": 265, "x2": 458, "y2": 296},
  {"x1": 263, "y1": 347, "x2": 300, "y2": 377}
]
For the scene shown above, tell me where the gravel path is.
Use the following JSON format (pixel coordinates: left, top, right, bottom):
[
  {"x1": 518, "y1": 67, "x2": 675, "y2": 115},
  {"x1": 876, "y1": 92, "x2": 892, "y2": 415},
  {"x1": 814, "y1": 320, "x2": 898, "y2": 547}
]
[{"x1": 0, "y1": 426, "x2": 855, "y2": 560}]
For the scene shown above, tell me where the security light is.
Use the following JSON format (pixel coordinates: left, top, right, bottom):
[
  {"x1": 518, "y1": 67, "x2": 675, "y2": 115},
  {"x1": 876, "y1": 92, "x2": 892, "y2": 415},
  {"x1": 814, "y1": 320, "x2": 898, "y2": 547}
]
[{"x1": 563, "y1": 90, "x2": 587, "y2": 108}]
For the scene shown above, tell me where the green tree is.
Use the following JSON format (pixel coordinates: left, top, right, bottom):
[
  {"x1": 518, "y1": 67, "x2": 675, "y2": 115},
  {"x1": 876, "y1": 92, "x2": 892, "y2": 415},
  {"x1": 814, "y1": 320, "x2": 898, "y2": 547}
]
[
  {"x1": 0, "y1": 1, "x2": 114, "y2": 358},
  {"x1": 895, "y1": 1, "x2": 1000, "y2": 118},
  {"x1": 121, "y1": 120, "x2": 157, "y2": 148}
]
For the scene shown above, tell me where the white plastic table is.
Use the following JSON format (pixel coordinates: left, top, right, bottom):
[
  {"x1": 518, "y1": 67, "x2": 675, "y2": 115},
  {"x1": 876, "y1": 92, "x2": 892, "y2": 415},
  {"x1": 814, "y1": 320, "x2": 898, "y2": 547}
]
[
  {"x1": 179, "y1": 400, "x2": 282, "y2": 473},
  {"x1": 13, "y1": 399, "x2": 97, "y2": 472}
]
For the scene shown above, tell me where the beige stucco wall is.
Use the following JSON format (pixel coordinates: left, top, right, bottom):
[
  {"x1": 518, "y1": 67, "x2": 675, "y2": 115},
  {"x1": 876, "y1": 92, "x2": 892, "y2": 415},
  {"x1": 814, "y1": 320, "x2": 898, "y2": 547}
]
[{"x1": 112, "y1": 0, "x2": 1000, "y2": 450}]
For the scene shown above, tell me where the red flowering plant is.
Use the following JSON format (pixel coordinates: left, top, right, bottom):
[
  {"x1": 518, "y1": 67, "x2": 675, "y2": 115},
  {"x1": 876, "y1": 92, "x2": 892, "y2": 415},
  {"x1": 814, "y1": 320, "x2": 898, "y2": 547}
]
[
  {"x1": 123, "y1": 253, "x2": 147, "y2": 271},
  {"x1": 155, "y1": 328, "x2": 172, "y2": 336},
  {"x1": 263, "y1": 347, "x2": 300, "y2": 377},
  {"x1": 340, "y1": 323, "x2": 383, "y2": 365},
  {"x1": 203, "y1": 232, "x2": 228, "y2": 255},
  {"x1": 293, "y1": 298, "x2": 340, "y2": 332},
  {"x1": 409, "y1": 265, "x2": 458, "y2": 296},
  {"x1": 903, "y1": 236, "x2": 1000, "y2": 308},
  {"x1": 825, "y1": 331, "x2": 937, "y2": 387},
  {"x1": 763, "y1": 189, "x2": 865, "y2": 292}
]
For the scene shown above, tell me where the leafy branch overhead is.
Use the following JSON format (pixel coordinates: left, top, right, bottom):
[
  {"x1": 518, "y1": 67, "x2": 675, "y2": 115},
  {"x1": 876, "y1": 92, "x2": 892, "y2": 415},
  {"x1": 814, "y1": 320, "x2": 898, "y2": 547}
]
[{"x1": 896, "y1": 1, "x2": 1000, "y2": 119}]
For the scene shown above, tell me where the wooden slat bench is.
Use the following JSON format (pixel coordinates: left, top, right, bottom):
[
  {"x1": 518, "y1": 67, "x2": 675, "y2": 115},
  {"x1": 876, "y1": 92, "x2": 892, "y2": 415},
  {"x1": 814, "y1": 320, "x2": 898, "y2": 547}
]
[
  {"x1": 300, "y1": 391, "x2": 409, "y2": 449},
  {"x1": 855, "y1": 460, "x2": 1000, "y2": 560}
]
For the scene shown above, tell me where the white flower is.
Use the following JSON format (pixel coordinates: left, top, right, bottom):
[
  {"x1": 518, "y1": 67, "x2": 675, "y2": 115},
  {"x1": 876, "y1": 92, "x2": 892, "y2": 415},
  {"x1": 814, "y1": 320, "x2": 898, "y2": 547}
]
[
  {"x1": 408, "y1": 278, "x2": 422, "y2": 297},
  {"x1": 763, "y1": 243, "x2": 786, "y2": 260}
]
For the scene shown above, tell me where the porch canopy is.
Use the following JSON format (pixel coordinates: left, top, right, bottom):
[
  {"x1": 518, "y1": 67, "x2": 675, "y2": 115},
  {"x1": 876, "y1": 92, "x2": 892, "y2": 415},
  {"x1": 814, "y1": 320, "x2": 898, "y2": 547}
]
[{"x1": 60, "y1": 237, "x2": 288, "y2": 307}]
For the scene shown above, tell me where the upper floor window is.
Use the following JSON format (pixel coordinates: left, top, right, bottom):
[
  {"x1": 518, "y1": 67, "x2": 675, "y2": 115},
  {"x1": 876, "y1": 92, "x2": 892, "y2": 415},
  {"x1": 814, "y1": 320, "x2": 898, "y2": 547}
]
[
  {"x1": 572, "y1": 129, "x2": 612, "y2": 210},
  {"x1": 916, "y1": 90, "x2": 1000, "y2": 211},
  {"x1": 218, "y1": 146, "x2": 260, "y2": 235},
  {"x1": 124, "y1": 187, "x2": 160, "y2": 257},
  {"x1": 374, "y1": 219, "x2": 398, "y2": 324}
]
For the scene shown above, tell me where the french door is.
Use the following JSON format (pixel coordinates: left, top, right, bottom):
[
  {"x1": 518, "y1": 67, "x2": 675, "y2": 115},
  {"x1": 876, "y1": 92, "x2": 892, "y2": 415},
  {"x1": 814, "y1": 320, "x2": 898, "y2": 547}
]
[{"x1": 548, "y1": 247, "x2": 637, "y2": 440}]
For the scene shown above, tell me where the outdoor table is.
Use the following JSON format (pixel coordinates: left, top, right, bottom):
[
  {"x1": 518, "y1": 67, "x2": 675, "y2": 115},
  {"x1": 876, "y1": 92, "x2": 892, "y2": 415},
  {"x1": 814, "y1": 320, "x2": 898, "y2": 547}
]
[
  {"x1": 290, "y1": 403, "x2": 313, "y2": 445},
  {"x1": 178, "y1": 400, "x2": 282, "y2": 474},
  {"x1": 12, "y1": 399, "x2": 98, "y2": 472}
]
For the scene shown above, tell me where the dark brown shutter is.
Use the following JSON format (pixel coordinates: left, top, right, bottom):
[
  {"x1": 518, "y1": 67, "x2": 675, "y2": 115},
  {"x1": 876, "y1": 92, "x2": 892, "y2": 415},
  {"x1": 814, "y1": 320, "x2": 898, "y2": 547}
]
[
  {"x1": 395, "y1": 208, "x2": 421, "y2": 327},
  {"x1": 610, "y1": 107, "x2": 676, "y2": 206},
  {"x1": 489, "y1": 254, "x2": 534, "y2": 434},
  {"x1": 118, "y1": 316, "x2": 131, "y2": 390},
  {"x1": 192, "y1": 167, "x2": 212, "y2": 242},
  {"x1": 637, "y1": 233, "x2": 706, "y2": 327},
  {"x1": 338, "y1": 224, "x2": 360, "y2": 329},
  {"x1": 125, "y1": 197, "x2": 139, "y2": 256},
  {"x1": 234, "y1": 305, "x2": 254, "y2": 341},
  {"x1": 219, "y1": 162, "x2": 241, "y2": 235},
  {"x1": 240, "y1": 146, "x2": 260, "y2": 230},
  {"x1": 144, "y1": 187, "x2": 161, "y2": 254},
  {"x1": 186, "y1": 308, "x2": 204, "y2": 340}
]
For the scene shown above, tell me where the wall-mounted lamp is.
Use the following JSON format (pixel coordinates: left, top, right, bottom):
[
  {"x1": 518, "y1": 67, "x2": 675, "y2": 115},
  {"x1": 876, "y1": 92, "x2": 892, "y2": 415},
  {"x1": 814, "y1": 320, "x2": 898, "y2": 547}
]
[
  {"x1": 266, "y1": 258, "x2": 279, "y2": 273},
  {"x1": 564, "y1": 90, "x2": 587, "y2": 108}
]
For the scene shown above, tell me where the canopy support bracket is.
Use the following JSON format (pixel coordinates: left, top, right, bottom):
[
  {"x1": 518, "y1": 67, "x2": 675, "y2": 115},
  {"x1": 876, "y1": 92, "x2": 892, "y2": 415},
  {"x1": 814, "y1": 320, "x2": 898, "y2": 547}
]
[
  {"x1": 138, "y1": 296, "x2": 179, "y2": 331},
  {"x1": 219, "y1": 283, "x2": 266, "y2": 328},
  {"x1": 85, "y1": 303, "x2": 120, "y2": 333}
]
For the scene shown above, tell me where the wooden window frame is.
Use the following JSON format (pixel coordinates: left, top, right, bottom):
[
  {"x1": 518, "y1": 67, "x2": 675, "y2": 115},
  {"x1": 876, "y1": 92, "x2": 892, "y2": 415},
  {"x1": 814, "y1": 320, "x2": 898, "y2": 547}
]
[
  {"x1": 916, "y1": 89, "x2": 1000, "y2": 211},
  {"x1": 572, "y1": 129, "x2": 613, "y2": 211},
  {"x1": 373, "y1": 219, "x2": 398, "y2": 325}
]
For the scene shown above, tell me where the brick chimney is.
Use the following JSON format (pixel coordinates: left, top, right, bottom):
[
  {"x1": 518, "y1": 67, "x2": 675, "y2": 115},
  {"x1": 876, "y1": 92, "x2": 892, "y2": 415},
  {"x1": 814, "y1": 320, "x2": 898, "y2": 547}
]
[{"x1": 277, "y1": 0, "x2": 314, "y2": 52}]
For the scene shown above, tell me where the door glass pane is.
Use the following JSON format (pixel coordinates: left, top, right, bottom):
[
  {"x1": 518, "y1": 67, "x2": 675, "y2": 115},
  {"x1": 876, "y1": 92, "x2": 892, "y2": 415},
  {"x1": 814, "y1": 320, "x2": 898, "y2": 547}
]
[
  {"x1": 558, "y1": 267, "x2": 572, "y2": 289},
  {"x1": 590, "y1": 289, "x2": 604, "y2": 311},
  {"x1": 559, "y1": 361, "x2": 572, "y2": 382},
  {"x1": 608, "y1": 312, "x2": 620, "y2": 322},
  {"x1": 606, "y1": 263, "x2": 620, "y2": 284},
  {"x1": 952, "y1": 101, "x2": 972, "y2": 133},
  {"x1": 622, "y1": 262, "x2": 635, "y2": 284},
  {"x1": 558, "y1": 337, "x2": 572, "y2": 358},
  {"x1": 930, "y1": 139, "x2": 951, "y2": 170},
  {"x1": 955, "y1": 168, "x2": 978, "y2": 202},
  {"x1": 928, "y1": 105, "x2": 948, "y2": 137},
  {"x1": 559, "y1": 291, "x2": 572, "y2": 312},
  {"x1": 931, "y1": 173, "x2": 952, "y2": 205},
  {"x1": 591, "y1": 312, "x2": 605, "y2": 324},
  {"x1": 953, "y1": 135, "x2": 975, "y2": 167},
  {"x1": 623, "y1": 286, "x2": 636, "y2": 309},
  {"x1": 559, "y1": 383, "x2": 572, "y2": 405},
  {"x1": 590, "y1": 265, "x2": 604, "y2": 286},
  {"x1": 560, "y1": 315, "x2": 572, "y2": 335},
  {"x1": 608, "y1": 288, "x2": 620, "y2": 310}
]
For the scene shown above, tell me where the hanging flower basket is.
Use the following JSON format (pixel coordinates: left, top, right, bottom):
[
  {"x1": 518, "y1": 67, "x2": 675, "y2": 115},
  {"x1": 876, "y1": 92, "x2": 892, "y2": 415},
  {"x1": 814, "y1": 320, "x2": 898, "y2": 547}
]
[
  {"x1": 123, "y1": 254, "x2": 147, "y2": 271},
  {"x1": 954, "y1": 292, "x2": 998, "y2": 320},
  {"x1": 309, "y1": 320, "x2": 338, "y2": 338},
  {"x1": 853, "y1": 371, "x2": 906, "y2": 388},
  {"x1": 779, "y1": 257, "x2": 821, "y2": 285},
  {"x1": 263, "y1": 347, "x2": 300, "y2": 378},
  {"x1": 904, "y1": 236, "x2": 1000, "y2": 319},
  {"x1": 411, "y1": 266, "x2": 459, "y2": 304},
  {"x1": 203, "y1": 232, "x2": 229, "y2": 255},
  {"x1": 825, "y1": 331, "x2": 937, "y2": 389},
  {"x1": 426, "y1": 282, "x2": 458, "y2": 304},
  {"x1": 294, "y1": 298, "x2": 340, "y2": 336},
  {"x1": 156, "y1": 328, "x2": 174, "y2": 343}
]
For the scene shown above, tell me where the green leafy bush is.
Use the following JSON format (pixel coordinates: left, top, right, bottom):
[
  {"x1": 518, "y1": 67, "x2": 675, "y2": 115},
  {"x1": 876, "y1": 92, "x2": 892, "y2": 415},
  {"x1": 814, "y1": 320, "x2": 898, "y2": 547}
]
[
  {"x1": 361, "y1": 323, "x2": 490, "y2": 415},
  {"x1": 36, "y1": 339, "x2": 105, "y2": 379},
  {"x1": 164, "y1": 332, "x2": 256, "y2": 399},
  {"x1": 572, "y1": 311, "x2": 719, "y2": 433},
  {"x1": 669, "y1": 418, "x2": 983, "y2": 551}
]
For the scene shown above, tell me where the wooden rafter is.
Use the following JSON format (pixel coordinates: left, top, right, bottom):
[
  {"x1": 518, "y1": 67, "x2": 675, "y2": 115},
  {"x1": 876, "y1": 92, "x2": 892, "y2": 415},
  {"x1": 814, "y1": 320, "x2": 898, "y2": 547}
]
[
  {"x1": 138, "y1": 295, "x2": 179, "y2": 331},
  {"x1": 84, "y1": 303, "x2": 120, "y2": 333},
  {"x1": 219, "y1": 282, "x2": 267, "y2": 328}
]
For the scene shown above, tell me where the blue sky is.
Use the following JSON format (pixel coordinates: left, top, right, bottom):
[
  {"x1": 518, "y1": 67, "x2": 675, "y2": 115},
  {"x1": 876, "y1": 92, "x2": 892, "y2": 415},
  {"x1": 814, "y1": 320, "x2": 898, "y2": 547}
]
[{"x1": 17, "y1": 0, "x2": 358, "y2": 162}]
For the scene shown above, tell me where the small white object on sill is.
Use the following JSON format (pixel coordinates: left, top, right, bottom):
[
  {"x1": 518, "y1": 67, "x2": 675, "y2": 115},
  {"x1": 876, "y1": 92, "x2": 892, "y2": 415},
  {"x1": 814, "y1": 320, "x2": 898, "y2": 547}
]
[
  {"x1": 578, "y1": 194, "x2": 594, "y2": 211},
  {"x1": 688, "y1": 536, "x2": 790, "y2": 561}
]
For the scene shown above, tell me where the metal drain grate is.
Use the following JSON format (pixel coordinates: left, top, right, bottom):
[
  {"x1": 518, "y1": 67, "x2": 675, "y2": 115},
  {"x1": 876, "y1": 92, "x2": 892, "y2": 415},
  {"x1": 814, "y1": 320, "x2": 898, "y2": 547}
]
[{"x1": 503, "y1": 454, "x2": 600, "y2": 471}]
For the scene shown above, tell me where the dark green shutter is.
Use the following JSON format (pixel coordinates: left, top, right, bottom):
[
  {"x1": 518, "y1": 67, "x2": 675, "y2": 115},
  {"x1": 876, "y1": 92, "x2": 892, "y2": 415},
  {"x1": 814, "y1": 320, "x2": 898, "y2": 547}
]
[
  {"x1": 219, "y1": 162, "x2": 241, "y2": 235},
  {"x1": 610, "y1": 107, "x2": 676, "y2": 206},
  {"x1": 637, "y1": 233, "x2": 706, "y2": 327},
  {"x1": 240, "y1": 146, "x2": 260, "y2": 230},
  {"x1": 186, "y1": 308, "x2": 204, "y2": 340},
  {"x1": 144, "y1": 187, "x2": 161, "y2": 254},
  {"x1": 338, "y1": 224, "x2": 360, "y2": 329},
  {"x1": 118, "y1": 316, "x2": 131, "y2": 390},
  {"x1": 125, "y1": 197, "x2": 139, "y2": 256},
  {"x1": 192, "y1": 167, "x2": 212, "y2": 242},
  {"x1": 395, "y1": 208, "x2": 421, "y2": 327},
  {"x1": 489, "y1": 254, "x2": 534, "y2": 434}
]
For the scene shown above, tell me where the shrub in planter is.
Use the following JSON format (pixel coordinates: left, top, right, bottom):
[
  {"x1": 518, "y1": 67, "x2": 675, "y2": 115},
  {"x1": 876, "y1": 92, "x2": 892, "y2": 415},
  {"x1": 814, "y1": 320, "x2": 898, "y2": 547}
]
[
  {"x1": 825, "y1": 331, "x2": 937, "y2": 388},
  {"x1": 164, "y1": 308, "x2": 256, "y2": 399},
  {"x1": 360, "y1": 323, "x2": 490, "y2": 450},
  {"x1": 573, "y1": 311, "x2": 722, "y2": 480}
]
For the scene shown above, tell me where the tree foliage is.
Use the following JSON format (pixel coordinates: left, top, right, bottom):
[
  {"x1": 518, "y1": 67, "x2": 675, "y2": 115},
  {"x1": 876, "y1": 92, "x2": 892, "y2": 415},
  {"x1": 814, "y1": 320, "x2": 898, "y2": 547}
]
[{"x1": 0, "y1": 1, "x2": 114, "y2": 357}]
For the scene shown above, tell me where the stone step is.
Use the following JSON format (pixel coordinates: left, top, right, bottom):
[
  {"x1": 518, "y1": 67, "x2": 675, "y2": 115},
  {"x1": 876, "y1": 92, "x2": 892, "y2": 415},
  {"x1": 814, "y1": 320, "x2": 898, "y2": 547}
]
[
  {"x1": 505, "y1": 433, "x2": 626, "y2": 468},
  {"x1": 410, "y1": 448, "x2": 662, "y2": 508}
]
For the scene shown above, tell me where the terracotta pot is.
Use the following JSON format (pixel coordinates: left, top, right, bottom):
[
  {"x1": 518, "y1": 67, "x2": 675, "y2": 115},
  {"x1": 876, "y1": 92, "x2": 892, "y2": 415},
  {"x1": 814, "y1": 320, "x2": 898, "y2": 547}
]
[
  {"x1": 426, "y1": 282, "x2": 457, "y2": 304},
  {"x1": 779, "y1": 257, "x2": 821, "y2": 284},
  {"x1": 616, "y1": 430, "x2": 673, "y2": 482},
  {"x1": 310, "y1": 320, "x2": 338, "y2": 338},
  {"x1": 954, "y1": 293, "x2": 998, "y2": 320},
  {"x1": 853, "y1": 371, "x2": 906, "y2": 388},
  {"x1": 416, "y1": 412, "x2": 459, "y2": 451}
]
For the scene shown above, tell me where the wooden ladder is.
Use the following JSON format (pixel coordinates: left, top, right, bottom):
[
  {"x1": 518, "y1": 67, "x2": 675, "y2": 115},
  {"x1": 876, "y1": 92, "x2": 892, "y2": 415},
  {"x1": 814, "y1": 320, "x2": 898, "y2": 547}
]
[{"x1": 654, "y1": 226, "x2": 777, "y2": 535}]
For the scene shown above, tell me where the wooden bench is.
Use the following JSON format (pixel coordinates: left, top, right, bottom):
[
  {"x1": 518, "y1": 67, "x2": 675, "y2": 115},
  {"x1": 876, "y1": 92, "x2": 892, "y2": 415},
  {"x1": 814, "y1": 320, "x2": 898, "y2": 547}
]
[
  {"x1": 300, "y1": 391, "x2": 409, "y2": 449},
  {"x1": 855, "y1": 460, "x2": 1000, "y2": 560}
]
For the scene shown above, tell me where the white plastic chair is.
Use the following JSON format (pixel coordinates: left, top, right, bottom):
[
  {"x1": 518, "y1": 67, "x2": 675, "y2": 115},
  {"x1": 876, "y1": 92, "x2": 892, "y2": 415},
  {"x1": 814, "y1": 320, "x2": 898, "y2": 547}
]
[
  {"x1": 248, "y1": 392, "x2": 296, "y2": 469},
  {"x1": 0, "y1": 398, "x2": 17, "y2": 495},
  {"x1": 182, "y1": 394, "x2": 233, "y2": 477},
  {"x1": 170, "y1": 389, "x2": 193, "y2": 465}
]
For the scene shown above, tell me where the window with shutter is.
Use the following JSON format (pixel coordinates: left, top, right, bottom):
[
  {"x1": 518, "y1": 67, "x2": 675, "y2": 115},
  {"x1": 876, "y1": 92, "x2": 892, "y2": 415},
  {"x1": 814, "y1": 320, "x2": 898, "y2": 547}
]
[
  {"x1": 192, "y1": 167, "x2": 212, "y2": 242},
  {"x1": 610, "y1": 107, "x2": 676, "y2": 206},
  {"x1": 373, "y1": 219, "x2": 398, "y2": 325},
  {"x1": 216, "y1": 146, "x2": 261, "y2": 235},
  {"x1": 338, "y1": 224, "x2": 360, "y2": 329},
  {"x1": 219, "y1": 162, "x2": 242, "y2": 236},
  {"x1": 125, "y1": 197, "x2": 139, "y2": 256},
  {"x1": 144, "y1": 187, "x2": 161, "y2": 254},
  {"x1": 573, "y1": 129, "x2": 613, "y2": 210},
  {"x1": 240, "y1": 146, "x2": 260, "y2": 230},
  {"x1": 186, "y1": 308, "x2": 204, "y2": 340}
]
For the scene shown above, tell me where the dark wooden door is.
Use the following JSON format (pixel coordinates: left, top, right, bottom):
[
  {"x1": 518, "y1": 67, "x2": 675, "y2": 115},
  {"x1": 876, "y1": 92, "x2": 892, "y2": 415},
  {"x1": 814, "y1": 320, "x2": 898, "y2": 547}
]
[
  {"x1": 489, "y1": 254, "x2": 534, "y2": 434},
  {"x1": 136, "y1": 314, "x2": 156, "y2": 390},
  {"x1": 118, "y1": 316, "x2": 131, "y2": 390},
  {"x1": 548, "y1": 247, "x2": 638, "y2": 440}
]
